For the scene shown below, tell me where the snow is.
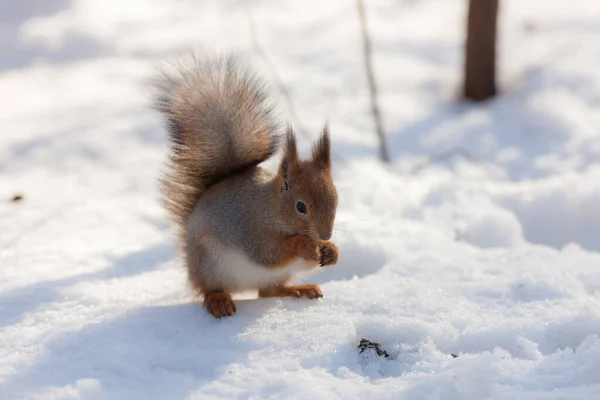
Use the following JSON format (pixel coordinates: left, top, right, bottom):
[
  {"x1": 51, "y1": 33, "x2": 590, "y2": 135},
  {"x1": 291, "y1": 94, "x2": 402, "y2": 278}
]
[{"x1": 2, "y1": 0, "x2": 600, "y2": 398}]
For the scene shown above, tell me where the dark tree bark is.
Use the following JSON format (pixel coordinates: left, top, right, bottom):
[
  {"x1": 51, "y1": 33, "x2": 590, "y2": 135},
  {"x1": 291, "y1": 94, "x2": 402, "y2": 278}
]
[{"x1": 464, "y1": 0, "x2": 499, "y2": 101}]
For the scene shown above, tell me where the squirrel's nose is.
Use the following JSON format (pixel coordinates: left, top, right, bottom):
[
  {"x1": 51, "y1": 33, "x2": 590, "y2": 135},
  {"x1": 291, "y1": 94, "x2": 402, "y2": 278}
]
[{"x1": 319, "y1": 231, "x2": 332, "y2": 241}]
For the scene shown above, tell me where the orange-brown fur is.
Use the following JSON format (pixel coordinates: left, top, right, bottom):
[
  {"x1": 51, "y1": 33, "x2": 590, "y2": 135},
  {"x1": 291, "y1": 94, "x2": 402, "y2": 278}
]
[
  {"x1": 270, "y1": 128, "x2": 338, "y2": 245},
  {"x1": 258, "y1": 284, "x2": 323, "y2": 299},
  {"x1": 262, "y1": 234, "x2": 339, "y2": 268}
]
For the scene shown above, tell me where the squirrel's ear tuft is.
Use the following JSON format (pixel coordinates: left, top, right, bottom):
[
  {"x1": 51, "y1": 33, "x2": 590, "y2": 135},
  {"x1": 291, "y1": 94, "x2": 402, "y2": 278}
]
[
  {"x1": 279, "y1": 125, "x2": 300, "y2": 179},
  {"x1": 312, "y1": 124, "x2": 331, "y2": 170}
]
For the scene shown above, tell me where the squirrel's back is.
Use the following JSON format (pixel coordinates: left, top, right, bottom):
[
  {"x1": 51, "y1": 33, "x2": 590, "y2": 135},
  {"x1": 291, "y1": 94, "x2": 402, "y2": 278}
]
[{"x1": 153, "y1": 53, "x2": 281, "y2": 237}]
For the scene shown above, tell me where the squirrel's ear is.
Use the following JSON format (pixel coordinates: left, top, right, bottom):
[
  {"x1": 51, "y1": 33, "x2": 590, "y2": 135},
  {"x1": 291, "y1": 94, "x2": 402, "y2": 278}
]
[
  {"x1": 279, "y1": 126, "x2": 300, "y2": 179},
  {"x1": 312, "y1": 124, "x2": 331, "y2": 171}
]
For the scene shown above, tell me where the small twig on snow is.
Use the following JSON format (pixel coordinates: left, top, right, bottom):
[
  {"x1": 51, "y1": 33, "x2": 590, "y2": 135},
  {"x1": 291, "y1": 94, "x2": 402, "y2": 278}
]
[
  {"x1": 409, "y1": 146, "x2": 508, "y2": 180},
  {"x1": 246, "y1": 7, "x2": 311, "y2": 141},
  {"x1": 245, "y1": 6, "x2": 346, "y2": 164},
  {"x1": 357, "y1": 0, "x2": 391, "y2": 163}
]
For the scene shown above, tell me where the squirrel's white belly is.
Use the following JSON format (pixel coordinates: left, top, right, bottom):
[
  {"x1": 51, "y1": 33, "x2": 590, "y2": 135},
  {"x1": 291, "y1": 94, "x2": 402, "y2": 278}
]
[{"x1": 214, "y1": 246, "x2": 318, "y2": 292}]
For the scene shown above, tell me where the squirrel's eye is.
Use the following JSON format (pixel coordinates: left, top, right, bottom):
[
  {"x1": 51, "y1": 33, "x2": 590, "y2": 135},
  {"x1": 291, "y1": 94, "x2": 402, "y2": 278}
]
[{"x1": 296, "y1": 201, "x2": 307, "y2": 214}]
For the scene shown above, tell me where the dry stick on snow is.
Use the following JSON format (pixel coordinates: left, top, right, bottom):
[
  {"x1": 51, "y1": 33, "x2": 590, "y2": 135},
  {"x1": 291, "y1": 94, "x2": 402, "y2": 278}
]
[
  {"x1": 245, "y1": 7, "x2": 346, "y2": 164},
  {"x1": 246, "y1": 7, "x2": 311, "y2": 141},
  {"x1": 408, "y1": 147, "x2": 508, "y2": 181},
  {"x1": 357, "y1": 0, "x2": 391, "y2": 163}
]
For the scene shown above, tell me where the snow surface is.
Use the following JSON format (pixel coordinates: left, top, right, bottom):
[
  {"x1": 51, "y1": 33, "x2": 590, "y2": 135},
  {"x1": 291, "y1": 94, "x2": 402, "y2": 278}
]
[{"x1": 2, "y1": 0, "x2": 600, "y2": 399}]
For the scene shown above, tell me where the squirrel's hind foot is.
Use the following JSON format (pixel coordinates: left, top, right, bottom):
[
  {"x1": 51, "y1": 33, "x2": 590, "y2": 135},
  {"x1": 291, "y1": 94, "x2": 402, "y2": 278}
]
[
  {"x1": 204, "y1": 291, "x2": 236, "y2": 318},
  {"x1": 259, "y1": 284, "x2": 323, "y2": 299}
]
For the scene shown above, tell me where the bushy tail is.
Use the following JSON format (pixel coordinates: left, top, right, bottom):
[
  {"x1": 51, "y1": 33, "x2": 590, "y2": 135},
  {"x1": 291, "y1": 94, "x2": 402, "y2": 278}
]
[{"x1": 153, "y1": 53, "x2": 280, "y2": 234}]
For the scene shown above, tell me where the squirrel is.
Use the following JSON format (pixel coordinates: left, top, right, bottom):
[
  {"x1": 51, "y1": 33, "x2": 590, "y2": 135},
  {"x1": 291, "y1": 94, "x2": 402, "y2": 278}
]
[{"x1": 153, "y1": 53, "x2": 339, "y2": 318}]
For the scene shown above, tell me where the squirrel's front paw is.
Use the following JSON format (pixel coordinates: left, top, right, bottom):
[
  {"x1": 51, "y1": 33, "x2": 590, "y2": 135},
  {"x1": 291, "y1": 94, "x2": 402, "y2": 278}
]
[
  {"x1": 303, "y1": 243, "x2": 321, "y2": 263},
  {"x1": 297, "y1": 236, "x2": 321, "y2": 263},
  {"x1": 319, "y1": 241, "x2": 339, "y2": 267}
]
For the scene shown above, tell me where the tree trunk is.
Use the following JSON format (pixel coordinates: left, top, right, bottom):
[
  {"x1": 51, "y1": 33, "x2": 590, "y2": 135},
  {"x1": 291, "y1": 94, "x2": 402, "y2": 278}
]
[{"x1": 464, "y1": 0, "x2": 499, "y2": 101}]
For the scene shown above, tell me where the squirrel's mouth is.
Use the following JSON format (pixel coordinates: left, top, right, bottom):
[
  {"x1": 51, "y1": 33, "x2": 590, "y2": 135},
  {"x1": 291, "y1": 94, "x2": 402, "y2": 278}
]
[{"x1": 301, "y1": 232, "x2": 323, "y2": 244}]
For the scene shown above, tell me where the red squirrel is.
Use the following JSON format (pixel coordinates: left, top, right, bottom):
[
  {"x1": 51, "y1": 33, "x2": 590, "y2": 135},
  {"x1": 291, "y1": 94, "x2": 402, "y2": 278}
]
[{"x1": 153, "y1": 53, "x2": 339, "y2": 318}]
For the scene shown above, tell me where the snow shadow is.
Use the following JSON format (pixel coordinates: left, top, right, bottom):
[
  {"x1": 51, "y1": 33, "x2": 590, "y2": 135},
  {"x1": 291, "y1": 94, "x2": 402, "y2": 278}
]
[
  {"x1": 1, "y1": 301, "x2": 266, "y2": 399},
  {"x1": 388, "y1": 71, "x2": 600, "y2": 181},
  {"x1": 0, "y1": 0, "x2": 109, "y2": 70},
  {"x1": 0, "y1": 125, "x2": 104, "y2": 172},
  {"x1": 387, "y1": 69, "x2": 600, "y2": 252},
  {"x1": 495, "y1": 186, "x2": 600, "y2": 252},
  {"x1": 0, "y1": 242, "x2": 173, "y2": 328},
  {"x1": 311, "y1": 237, "x2": 387, "y2": 285},
  {"x1": 1, "y1": 110, "x2": 163, "y2": 174},
  {"x1": 442, "y1": 312, "x2": 600, "y2": 360}
]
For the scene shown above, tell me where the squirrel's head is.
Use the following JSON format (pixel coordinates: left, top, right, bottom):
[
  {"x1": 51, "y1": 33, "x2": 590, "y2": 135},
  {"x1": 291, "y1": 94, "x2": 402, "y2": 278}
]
[{"x1": 276, "y1": 126, "x2": 338, "y2": 242}]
